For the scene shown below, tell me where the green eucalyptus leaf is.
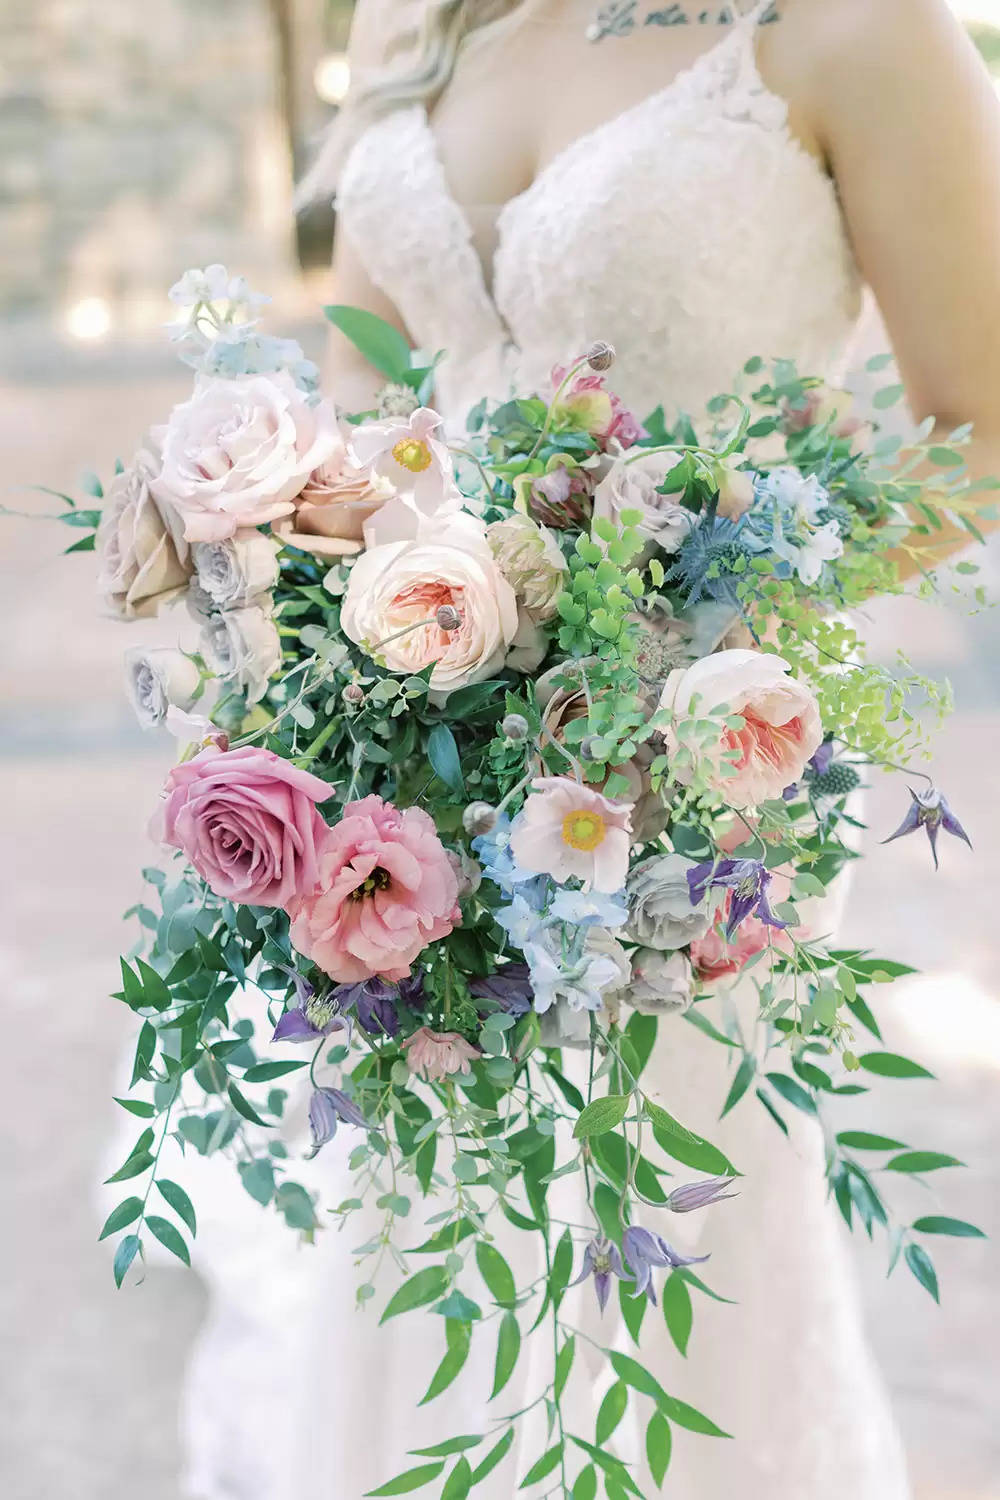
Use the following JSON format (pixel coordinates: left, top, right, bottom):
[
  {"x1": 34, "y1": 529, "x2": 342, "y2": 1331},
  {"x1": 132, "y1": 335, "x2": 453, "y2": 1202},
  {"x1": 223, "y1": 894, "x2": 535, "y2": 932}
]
[
  {"x1": 905, "y1": 1242, "x2": 940, "y2": 1303},
  {"x1": 156, "y1": 1179, "x2": 197, "y2": 1236},
  {"x1": 146, "y1": 1215, "x2": 190, "y2": 1266},
  {"x1": 381, "y1": 1266, "x2": 450, "y2": 1323},
  {"x1": 98, "y1": 1197, "x2": 143, "y2": 1241},
  {"x1": 911, "y1": 1216, "x2": 986, "y2": 1239},
  {"x1": 112, "y1": 1234, "x2": 142, "y2": 1289}
]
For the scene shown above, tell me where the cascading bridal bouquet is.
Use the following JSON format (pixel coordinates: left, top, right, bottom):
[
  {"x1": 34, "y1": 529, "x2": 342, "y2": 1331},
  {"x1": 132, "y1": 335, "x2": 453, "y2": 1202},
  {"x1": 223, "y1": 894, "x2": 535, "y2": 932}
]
[{"x1": 51, "y1": 269, "x2": 991, "y2": 1497}]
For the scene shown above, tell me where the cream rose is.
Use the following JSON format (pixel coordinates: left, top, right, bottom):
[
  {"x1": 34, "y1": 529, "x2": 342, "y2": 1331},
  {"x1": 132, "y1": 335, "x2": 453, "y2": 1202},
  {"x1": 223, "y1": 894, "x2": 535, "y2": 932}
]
[
  {"x1": 96, "y1": 447, "x2": 191, "y2": 619},
  {"x1": 201, "y1": 604, "x2": 282, "y2": 704},
  {"x1": 151, "y1": 370, "x2": 338, "y2": 543},
  {"x1": 272, "y1": 436, "x2": 395, "y2": 559},
  {"x1": 193, "y1": 529, "x2": 280, "y2": 610},
  {"x1": 486, "y1": 512, "x2": 567, "y2": 623},
  {"x1": 660, "y1": 648, "x2": 822, "y2": 809},
  {"x1": 339, "y1": 512, "x2": 522, "y2": 700},
  {"x1": 125, "y1": 647, "x2": 200, "y2": 729},
  {"x1": 593, "y1": 450, "x2": 694, "y2": 552}
]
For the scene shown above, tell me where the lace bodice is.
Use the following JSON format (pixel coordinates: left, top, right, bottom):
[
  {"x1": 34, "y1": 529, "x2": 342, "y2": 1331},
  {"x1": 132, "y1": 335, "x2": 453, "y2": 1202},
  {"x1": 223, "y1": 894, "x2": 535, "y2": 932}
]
[{"x1": 336, "y1": 2, "x2": 863, "y2": 425}]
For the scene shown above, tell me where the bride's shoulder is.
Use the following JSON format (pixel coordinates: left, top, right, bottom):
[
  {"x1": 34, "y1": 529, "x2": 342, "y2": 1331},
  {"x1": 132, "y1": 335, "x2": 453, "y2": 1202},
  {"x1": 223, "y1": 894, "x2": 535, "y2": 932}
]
[{"x1": 768, "y1": 0, "x2": 964, "y2": 73}]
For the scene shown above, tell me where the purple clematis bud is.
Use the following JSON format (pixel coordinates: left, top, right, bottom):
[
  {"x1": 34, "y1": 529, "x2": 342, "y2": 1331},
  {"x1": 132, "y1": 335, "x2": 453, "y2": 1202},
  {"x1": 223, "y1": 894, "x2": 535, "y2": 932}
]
[
  {"x1": 569, "y1": 1235, "x2": 631, "y2": 1314},
  {"x1": 334, "y1": 978, "x2": 402, "y2": 1038},
  {"x1": 882, "y1": 786, "x2": 972, "y2": 872},
  {"x1": 307, "y1": 1086, "x2": 370, "y2": 1157},
  {"x1": 808, "y1": 741, "x2": 836, "y2": 778},
  {"x1": 666, "y1": 1175, "x2": 739, "y2": 1214},
  {"x1": 272, "y1": 990, "x2": 349, "y2": 1044},
  {"x1": 622, "y1": 1225, "x2": 709, "y2": 1305},
  {"x1": 470, "y1": 963, "x2": 534, "y2": 1017},
  {"x1": 688, "y1": 857, "x2": 788, "y2": 939}
]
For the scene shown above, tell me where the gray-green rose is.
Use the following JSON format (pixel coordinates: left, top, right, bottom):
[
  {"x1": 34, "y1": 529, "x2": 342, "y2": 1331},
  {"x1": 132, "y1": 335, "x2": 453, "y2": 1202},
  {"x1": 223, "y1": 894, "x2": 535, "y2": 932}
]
[{"x1": 626, "y1": 853, "x2": 719, "y2": 951}]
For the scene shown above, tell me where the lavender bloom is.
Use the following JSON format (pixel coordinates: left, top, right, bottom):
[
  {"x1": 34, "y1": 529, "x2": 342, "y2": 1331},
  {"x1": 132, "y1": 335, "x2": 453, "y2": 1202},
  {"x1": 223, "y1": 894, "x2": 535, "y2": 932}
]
[
  {"x1": 622, "y1": 1225, "x2": 709, "y2": 1305},
  {"x1": 809, "y1": 741, "x2": 836, "y2": 778},
  {"x1": 666, "y1": 1175, "x2": 739, "y2": 1213},
  {"x1": 882, "y1": 786, "x2": 972, "y2": 871},
  {"x1": 687, "y1": 858, "x2": 788, "y2": 939},
  {"x1": 569, "y1": 1235, "x2": 632, "y2": 1313},
  {"x1": 470, "y1": 964, "x2": 534, "y2": 1017},
  {"x1": 334, "y1": 978, "x2": 403, "y2": 1038},
  {"x1": 307, "y1": 1087, "x2": 369, "y2": 1157}
]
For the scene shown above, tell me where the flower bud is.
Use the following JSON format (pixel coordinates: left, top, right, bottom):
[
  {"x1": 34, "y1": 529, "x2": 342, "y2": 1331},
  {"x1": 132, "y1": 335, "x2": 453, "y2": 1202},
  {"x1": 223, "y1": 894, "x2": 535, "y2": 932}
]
[
  {"x1": 501, "y1": 712, "x2": 530, "y2": 742},
  {"x1": 376, "y1": 381, "x2": 420, "y2": 419},
  {"x1": 436, "y1": 604, "x2": 462, "y2": 632},
  {"x1": 463, "y1": 800, "x2": 497, "y2": 836},
  {"x1": 843, "y1": 1051, "x2": 861, "y2": 1072},
  {"x1": 586, "y1": 340, "x2": 616, "y2": 373},
  {"x1": 342, "y1": 683, "x2": 365, "y2": 708},
  {"x1": 580, "y1": 736, "x2": 602, "y2": 762}
]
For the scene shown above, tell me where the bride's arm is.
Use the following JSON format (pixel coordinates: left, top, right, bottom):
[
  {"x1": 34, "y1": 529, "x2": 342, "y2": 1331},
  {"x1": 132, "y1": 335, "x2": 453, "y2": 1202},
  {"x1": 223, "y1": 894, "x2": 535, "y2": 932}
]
[
  {"x1": 791, "y1": 0, "x2": 1000, "y2": 572},
  {"x1": 324, "y1": 236, "x2": 412, "y2": 411}
]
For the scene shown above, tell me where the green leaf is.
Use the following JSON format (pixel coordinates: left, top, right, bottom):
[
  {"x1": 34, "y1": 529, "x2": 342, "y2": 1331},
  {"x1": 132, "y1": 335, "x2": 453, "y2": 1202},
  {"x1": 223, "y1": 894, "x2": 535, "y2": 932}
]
[
  {"x1": 491, "y1": 1310, "x2": 521, "y2": 1398},
  {"x1": 648, "y1": 1105, "x2": 737, "y2": 1176},
  {"x1": 440, "y1": 1457, "x2": 472, "y2": 1500},
  {"x1": 434, "y1": 1291, "x2": 482, "y2": 1322},
  {"x1": 905, "y1": 1242, "x2": 940, "y2": 1302},
  {"x1": 365, "y1": 1462, "x2": 446, "y2": 1495},
  {"x1": 662, "y1": 1273, "x2": 693, "y2": 1357},
  {"x1": 911, "y1": 1215, "x2": 986, "y2": 1239},
  {"x1": 135, "y1": 957, "x2": 172, "y2": 1011},
  {"x1": 157, "y1": 1178, "x2": 197, "y2": 1236},
  {"x1": 227, "y1": 1082, "x2": 273, "y2": 1127},
  {"x1": 764, "y1": 1072, "x2": 817, "y2": 1116},
  {"x1": 412, "y1": 1436, "x2": 483, "y2": 1459},
  {"x1": 549, "y1": 1228, "x2": 574, "y2": 1304},
  {"x1": 645, "y1": 1410, "x2": 673, "y2": 1489},
  {"x1": 242, "y1": 1060, "x2": 309, "y2": 1083},
  {"x1": 427, "y1": 722, "x2": 466, "y2": 795},
  {"x1": 928, "y1": 445, "x2": 965, "y2": 467},
  {"x1": 859, "y1": 1052, "x2": 934, "y2": 1080},
  {"x1": 573, "y1": 1095, "x2": 629, "y2": 1138},
  {"x1": 146, "y1": 1215, "x2": 190, "y2": 1266},
  {"x1": 886, "y1": 1151, "x2": 963, "y2": 1174},
  {"x1": 873, "y1": 382, "x2": 906, "y2": 409},
  {"x1": 469, "y1": 1429, "x2": 515, "y2": 1484},
  {"x1": 610, "y1": 1354, "x2": 730, "y2": 1437},
  {"x1": 596, "y1": 1380, "x2": 628, "y2": 1444},
  {"x1": 554, "y1": 1335, "x2": 576, "y2": 1402},
  {"x1": 476, "y1": 1240, "x2": 517, "y2": 1307},
  {"x1": 720, "y1": 1054, "x2": 755, "y2": 1118},
  {"x1": 836, "y1": 1131, "x2": 908, "y2": 1152},
  {"x1": 238, "y1": 1157, "x2": 276, "y2": 1207},
  {"x1": 619, "y1": 1272, "x2": 647, "y2": 1344},
  {"x1": 572, "y1": 1466, "x2": 597, "y2": 1500},
  {"x1": 130, "y1": 1020, "x2": 156, "y2": 1087},
  {"x1": 98, "y1": 1197, "x2": 143, "y2": 1241},
  {"x1": 609, "y1": 1351, "x2": 668, "y2": 1404},
  {"x1": 112, "y1": 1234, "x2": 141, "y2": 1289},
  {"x1": 325, "y1": 304, "x2": 412, "y2": 382},
  {"x1": 421, "y1": 1319, "x2": 472, "y2": 1404},
  {"x1": 113, "y1": 1096, "x2": 156, "y2": 1119},
  {"x1": 519, "y1": 1443, "x2": 563, "y2": 1487},
  {"x1": 381, "y1": 1266, "x2": 450, "y2": 1324},
  {"x1": 104, "y1": 1151, "x2": 154, "y2": 1184}
]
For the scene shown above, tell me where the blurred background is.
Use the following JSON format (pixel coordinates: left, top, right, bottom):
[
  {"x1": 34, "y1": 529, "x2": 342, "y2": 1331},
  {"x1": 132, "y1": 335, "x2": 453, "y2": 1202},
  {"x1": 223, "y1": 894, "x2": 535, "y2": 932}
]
[{"x1": 2, "y1": 2, "x2": 1000, "y2": 1497}]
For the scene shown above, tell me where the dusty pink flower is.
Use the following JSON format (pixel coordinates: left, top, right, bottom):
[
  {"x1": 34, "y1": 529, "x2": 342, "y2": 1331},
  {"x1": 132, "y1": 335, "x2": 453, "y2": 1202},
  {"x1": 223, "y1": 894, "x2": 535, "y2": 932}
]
[
  {"x1": 689, "y1": 889, "x2": 794, "y2": 991},
  {"x1": 781, "y1": 384, "x2": 874, "y2": 456},
  {"x1": 288, "y1": 796, "x2": 459, "y2": 983},
  {"x1": 160, "y1": 745, "x2": 332, "y2": 907},
  {"x1": 272, "y1": 433, "x2": 395, "y2": 559},
  {"x1": 510, "y1": 776, "x2": 633, "y2": 893},
  {"x1": 660, "y1": 649, "x2": 822, "y2": 809},
  {"x1": 402, "y1": 1027, "x2": 479, "y2": 1081},
  {"x1": 151, "y1": 370, "x2": 339, "y2": 542}
]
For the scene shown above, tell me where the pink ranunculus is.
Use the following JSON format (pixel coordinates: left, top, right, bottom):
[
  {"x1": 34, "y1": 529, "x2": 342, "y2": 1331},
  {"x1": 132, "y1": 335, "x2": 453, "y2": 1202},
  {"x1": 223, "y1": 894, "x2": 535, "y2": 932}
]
[
  {"x1": 287, "y1": 795, "x2": 459, "y2": 983},
  {"x1": 160, "y1": 745, "x2": 332, "y2": 907},
  {"x1": 402, "y1": 1027, "x2": 479, "y2": 1081},
  {"x1": 660, "y1": 649, "x2": 822, "y2": 810},
  {"x1": 151, "y1": 370, "x2": 339, "y2": 543},
  {"x1": 510, "y1": 776, "x2": 633, "y2": 893}
]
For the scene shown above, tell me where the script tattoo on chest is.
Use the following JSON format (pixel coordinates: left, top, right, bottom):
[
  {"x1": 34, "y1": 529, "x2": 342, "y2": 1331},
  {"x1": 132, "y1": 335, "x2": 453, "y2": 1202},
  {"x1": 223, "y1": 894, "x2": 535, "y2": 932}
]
[{"x1": 586, "y1": 1, "x2": 779, "y2": 42}]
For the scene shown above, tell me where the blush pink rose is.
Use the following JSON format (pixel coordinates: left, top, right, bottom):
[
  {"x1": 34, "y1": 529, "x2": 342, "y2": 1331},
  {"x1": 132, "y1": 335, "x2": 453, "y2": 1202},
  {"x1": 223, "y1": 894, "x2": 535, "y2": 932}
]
[
  {"x1": 160, "y1": 745, "x2": 332, "y2": 907},
  {"x1": 660, "y1": 649, "x2": 822, "y2": 809},
  {"x1": 288, "y1": 795, "x2": 459, "y2": 983},
  {"x1": 689, "y1": 882, "x2": 795, "y2": 991}
]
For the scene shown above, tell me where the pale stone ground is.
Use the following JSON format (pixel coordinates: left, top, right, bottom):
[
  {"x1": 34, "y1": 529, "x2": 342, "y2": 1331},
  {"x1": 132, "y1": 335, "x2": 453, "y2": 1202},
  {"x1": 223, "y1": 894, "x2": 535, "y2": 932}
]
[{"x1": 2, "y1": 350, "x2": 999, "y2": 1500}]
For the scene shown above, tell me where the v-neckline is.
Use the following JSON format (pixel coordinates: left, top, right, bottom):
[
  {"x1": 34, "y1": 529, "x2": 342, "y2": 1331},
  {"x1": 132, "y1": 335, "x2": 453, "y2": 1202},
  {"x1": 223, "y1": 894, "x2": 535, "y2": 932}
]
[{"x1": 419, "y1": 17, "x2": 757, "y2": 309}]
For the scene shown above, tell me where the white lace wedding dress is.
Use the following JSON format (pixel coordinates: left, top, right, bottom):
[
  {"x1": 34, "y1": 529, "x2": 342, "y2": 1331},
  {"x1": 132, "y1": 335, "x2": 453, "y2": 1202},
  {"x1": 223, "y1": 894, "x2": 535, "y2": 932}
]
[{"x1": 179, "y1": 6, "x2": 912, "y2": 1496}]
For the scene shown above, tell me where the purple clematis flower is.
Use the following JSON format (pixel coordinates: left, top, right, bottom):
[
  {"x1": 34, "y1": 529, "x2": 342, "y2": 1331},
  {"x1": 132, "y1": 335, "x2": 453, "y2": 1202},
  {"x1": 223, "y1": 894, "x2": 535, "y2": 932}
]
[
  {"x1": 272, "y1": 989, "x2": 350, "y2": 1044},
  {"x1": 882, "y1": 786, "x2": 972, "y2": 871},
  {"x1": 569, "y1": 1235, "x2": 632, "y2": 1313},
  {"x1": 687, "y1": 857, "x2": 788, "y2": 939},
  {"x1": 334, "y1": 978, "x2": 404, "y2": 1038},
  {"x1": 666, "y1": 1175, "x2": 739, "y2": 1214},
  {"x1": 307, "y1": 1086, "x2": 370, "y2": 1157},
  {"x1": 622, "y1": 1225, "x2": 710, "y2": 1305},
  {"x1": 470, "y1": 964, "x2": 534, "y2": 1017}
]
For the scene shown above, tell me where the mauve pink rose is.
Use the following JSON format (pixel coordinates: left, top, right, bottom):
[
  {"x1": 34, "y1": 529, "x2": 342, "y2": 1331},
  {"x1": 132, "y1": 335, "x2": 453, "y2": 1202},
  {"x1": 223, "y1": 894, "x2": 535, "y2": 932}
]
[
  {"x1": 689, "y1": 880, "x2": 795, "y2": 991},
  {"x1": 288, "y1": 795, "x2": 460, "y2": 983},
  {"x1": 160, "y1": 745, "x2": 332, "y2": 907}
]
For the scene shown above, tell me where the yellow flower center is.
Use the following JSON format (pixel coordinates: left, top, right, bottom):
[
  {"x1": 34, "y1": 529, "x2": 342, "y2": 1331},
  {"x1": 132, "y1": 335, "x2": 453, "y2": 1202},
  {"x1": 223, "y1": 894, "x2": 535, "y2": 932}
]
[
  {"x1": 391, "y1": 437, "x2": 433, "y2": 474},
  {"x1": 562, "y1": 809, "x2": 607, "y2": 853}
]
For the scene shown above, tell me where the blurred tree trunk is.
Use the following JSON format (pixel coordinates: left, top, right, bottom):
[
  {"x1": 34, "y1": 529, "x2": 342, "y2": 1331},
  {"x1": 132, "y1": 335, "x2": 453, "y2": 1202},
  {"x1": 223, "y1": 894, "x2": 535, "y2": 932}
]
[{"x1": 269, "y1": 0, "x2": 337, "y2": 267}]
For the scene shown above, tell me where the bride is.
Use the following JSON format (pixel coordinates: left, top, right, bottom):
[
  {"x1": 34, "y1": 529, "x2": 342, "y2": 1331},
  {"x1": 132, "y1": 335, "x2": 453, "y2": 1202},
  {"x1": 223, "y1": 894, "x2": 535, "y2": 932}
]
[{"x1": 178, "y1": 2, "x2": 1000, "y2": 1497}]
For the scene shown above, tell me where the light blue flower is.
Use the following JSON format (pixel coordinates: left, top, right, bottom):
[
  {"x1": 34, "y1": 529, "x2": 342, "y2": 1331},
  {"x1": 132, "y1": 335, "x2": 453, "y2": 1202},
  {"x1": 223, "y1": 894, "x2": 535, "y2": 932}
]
[
  {"x1": 473, "y1": 815, "x2": 549, "y2": 906},
  {"x1": 523, "y1": 925, "x2": 626, "y2": 1015},
  {"x1": 756, "y1": 466, "x2": 830, "y2": 526},
  {"x1": 548, "y1": 887, "x2": 629, "y2": 930},
  {"x1": 495, "y1": 893, "x2": 551, "y2": 948}
]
